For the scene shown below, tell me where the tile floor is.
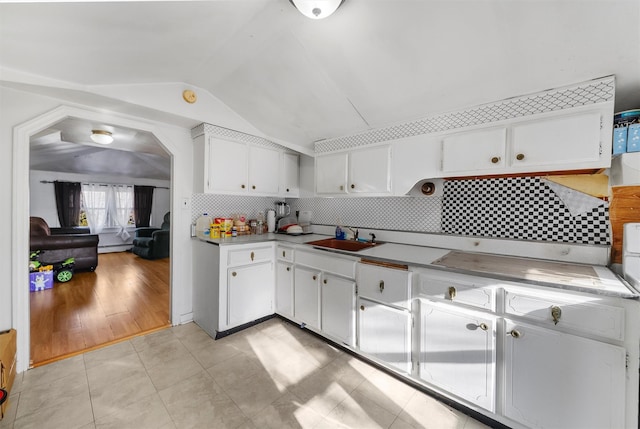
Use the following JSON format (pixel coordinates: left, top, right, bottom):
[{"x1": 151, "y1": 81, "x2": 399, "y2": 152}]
[{"x1": 0, "y1": 318, "x2": 492, "y2": 429}]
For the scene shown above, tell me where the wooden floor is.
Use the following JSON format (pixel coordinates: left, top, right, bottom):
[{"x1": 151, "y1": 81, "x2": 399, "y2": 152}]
[{"x1": 30, "y1": 251, "x2": 170, "y2": 366}]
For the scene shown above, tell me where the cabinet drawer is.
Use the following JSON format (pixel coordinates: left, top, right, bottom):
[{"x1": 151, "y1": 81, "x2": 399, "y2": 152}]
[
  {"x1": 357, "y1": 263, "x2": 411, "y2": 309},
  {"x1": 416, "y1": 269, "x2": 495, "y2": 311},
  {"x1": 228, "y1": 245, "x2": 273, "y2": 266},
  {"x1": 504, "y1": 288, "x2": 625, "y2": 341},
  {"x1": 277, "y1": 246, "x2": 294, "y2": 262},
  {"x1": 296, "y1": 249, "x2": 357, "y2": 278}
]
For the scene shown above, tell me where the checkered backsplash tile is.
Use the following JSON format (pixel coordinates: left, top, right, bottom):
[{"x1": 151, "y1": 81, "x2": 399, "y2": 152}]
[
  {"x1": 441, "y1": 177, "x2": 610, "y2": 245},
  {"x1": 192, "y1": 176, "x2": 610, "y2": 246}
]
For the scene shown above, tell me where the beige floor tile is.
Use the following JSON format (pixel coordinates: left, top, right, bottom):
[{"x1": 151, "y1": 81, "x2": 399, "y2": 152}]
[
  {"x1": 309, "y1": 355, "x2": 368, "y2": 394},
  {"x1": 189, "y1": 339, "x2": 242, "y2": 369},
  {"x1": 286, "y1": 333, "x2": 342, "y2": 369},
  {"x1": 177, "y1": 326, "x2": 217, "y2": 353},
  {"x1": 388, "y1": 417, "x2": 417, "y2": 429},
  {"x1": 159, "y1": 370, "x2": 247, "y2": 429},
  {"x1": 94, "y1": 392, "x2": 175, "y2": 429},
  {"x1": 250, "y1": 392, "x2": 324, "y2": 429},
  {"x1": 12, "y1": 390, "x2": 93, "y2": 429},
  {"x1": 145, "y1": 351, "x2": 204, "y2": 391},
  {"x1": 20, "y1": 355, "x2": 85, "y2": 390},
  {"x1": 396, "y1": 391, "x2": 467, "y2": 429},
  {"x1": 86, "y1": 351, "x2": 146, "y2": 390},
  {"x1": 130, "y1": 327, "x2": 175, "y2": 352},
  {"x1": 136, "y1": 337, "x2": 191, "y2": 369},
  {"x1": 354, "y1": 369, "x2": 417, "y2": 415},
  {"x1": 288, "y1": 372, "x2": 351, "y2": 417},
  {"x1": 10, "y1": 371, "x2": 25, "y2": 395},
  {"x1": 16, "y1": 370, "x2": 88, "y2": 419},
  {"x1": 171, "y1": 321, "x2": 206, "y2": 339},
  {"x1": 207, "y1": 352, "x2": 266, "y2": 391},
  {"x1": 261, "y1": 351, "x2": 322, "y2": 388},
  {"x1": 312, "y1": 417, "x2": 350, "y2": 429},
  {"x1": 83, "y1": 340, "x2": 136, "y2": 370},
  {"x1": 324, "y1": 389, "x2": 397, "y2": 429},
  {"x1": 224, "y1": 372, "x2": 286, "y2": 417},
  {"x1": 463, "y1": 416, "x2": 493, "y2": 429},
  {"x1": 89, "y1": 369, "x2": 157, "y2": 420}
]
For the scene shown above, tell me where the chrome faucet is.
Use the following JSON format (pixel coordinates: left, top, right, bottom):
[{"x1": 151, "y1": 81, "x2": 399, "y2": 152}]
[
  {"x1": 369, "y1": 233, "x2": 376, "y2": 244},
  {"x1": 345, "y1": 227, "x2": 359, "y2": 240}
]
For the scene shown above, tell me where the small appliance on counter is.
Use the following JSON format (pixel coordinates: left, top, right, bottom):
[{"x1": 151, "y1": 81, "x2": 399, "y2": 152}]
[
  {"x1": 623, "y1": 223, "x2": 640, "y2": 289},
  {"x1": 298, "y1": 211, "x2": 313, "y2": 234}
]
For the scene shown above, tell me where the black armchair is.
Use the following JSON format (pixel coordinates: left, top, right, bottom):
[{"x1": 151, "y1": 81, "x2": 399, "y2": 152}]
[{"x1": 132, "y1": 212, "x2": 170, "y2": 259}]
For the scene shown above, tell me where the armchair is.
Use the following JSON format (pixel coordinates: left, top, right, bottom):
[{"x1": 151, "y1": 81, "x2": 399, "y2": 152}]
[
  {"x1": 29, "y1": 217, "x2": 99, "y2": 271},
  {"x1": 132, "y1": 212, "x2": 170, "y2": 260}
]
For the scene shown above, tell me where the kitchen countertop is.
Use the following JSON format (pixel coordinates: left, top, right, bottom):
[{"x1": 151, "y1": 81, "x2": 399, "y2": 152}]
[{"x1": 199, "y1": 233, "x2": 638, "y2": 299}]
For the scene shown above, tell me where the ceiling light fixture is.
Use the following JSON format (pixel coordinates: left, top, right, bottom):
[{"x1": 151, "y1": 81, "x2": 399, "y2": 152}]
[
  {"x1": 90, "y1": 130, "x2": 113, "y2": 145},
  {"x1": 289, "y1": 0, "x2": 344, "y2": 19}
]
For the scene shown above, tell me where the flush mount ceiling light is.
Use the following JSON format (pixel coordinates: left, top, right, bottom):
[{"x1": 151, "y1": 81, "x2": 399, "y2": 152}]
[
  {"x1": 289, "y1": 0, "x2": 344, "y2": 19},
  {"x1": 90, "y1": 129, "x2": 113, "y2": 145}
]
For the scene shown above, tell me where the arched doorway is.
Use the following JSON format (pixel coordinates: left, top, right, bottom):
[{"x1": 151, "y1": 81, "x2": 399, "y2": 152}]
[{"x1": 13, "y1": 105, "x2": 183, "y2": 372}]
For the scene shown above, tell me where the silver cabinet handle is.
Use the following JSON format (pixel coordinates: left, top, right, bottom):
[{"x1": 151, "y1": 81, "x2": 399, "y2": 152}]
[
  {"x1": 478, "y1": 323, "x2": 488, "y2": 331},
  {"x1": 379, "y1": 281, "x2": 384, "y2": 292},
  {"x1": 508, "y1": 329, "x2": 521, "y2": 338},
  {"x1": 551, "y1": 306, "x2": 562, "y2": 325}
]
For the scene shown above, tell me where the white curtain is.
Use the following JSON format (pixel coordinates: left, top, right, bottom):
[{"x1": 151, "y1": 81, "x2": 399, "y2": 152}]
[
  {"x1": 110, "y1": 185, "x2": 133, "y2": 241},
  {"x1": 81, "y1": 183, "x2": 110, "y2": 234}
]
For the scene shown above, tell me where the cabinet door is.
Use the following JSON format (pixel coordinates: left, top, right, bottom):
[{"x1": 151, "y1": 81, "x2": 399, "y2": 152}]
[
  {"x1": 276, "y1": 261, "x2": 294, "y2": 318},
  {"x1": 282, "y1": 152, "x2": 300, "y2": 197},
  {"x1": 294, "y1": 266, "x2": 320, "y2": 329},
  {"x1": 348, "y1": 145, "x2": 391, "y2": 194},
  {"x1": 358, "y1": 297, "x2": 411, "y2": 373},
  {"x1": 248, "y1": 145, "x2": 280, "y2": 195},
  {"x1": 208, "y1": 137, "x2": 248, "y2": 193},
  {"x1": 316, "y1": 152, "x2": 348, "y2": 194},
  {"x1": 511, "y1": 112, "x2": 601, "y2": 168},
  {"x1": 321, "y1": 274, "x2": 356, "y2": 347},
  {"x1": 420, "y1": 302, "x2": 495, "y2": 411},
  {"x1": 441, "y1": 127, "x2": 507, "y2": 173},
  {"x1": 503, "y1": 320, "x2": 625, "y2": 429},
  {"x1": 228, "y1": 262, "x2": 273, "y2": 328}
]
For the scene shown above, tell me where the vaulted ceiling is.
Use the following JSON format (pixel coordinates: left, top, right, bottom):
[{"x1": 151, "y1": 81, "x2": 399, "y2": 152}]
[{"x1": 1, "y1": 0, "x2": 639, "y2": 177}]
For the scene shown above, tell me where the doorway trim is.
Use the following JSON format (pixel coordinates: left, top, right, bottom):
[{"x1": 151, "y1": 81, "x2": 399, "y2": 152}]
[{"x1": 13, "y1": 105, "x2": 177, "y2": 373}]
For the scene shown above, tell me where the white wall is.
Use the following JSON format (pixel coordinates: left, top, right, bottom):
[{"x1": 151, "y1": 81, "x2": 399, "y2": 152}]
[{"x1": 1, "y1": 85, "x2": 195, "y2": 372}]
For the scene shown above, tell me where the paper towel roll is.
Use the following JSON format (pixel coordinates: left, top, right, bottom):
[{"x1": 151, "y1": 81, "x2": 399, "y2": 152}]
[{"x1": 267, "y1": 211, "x2": 276, "y2": 232}]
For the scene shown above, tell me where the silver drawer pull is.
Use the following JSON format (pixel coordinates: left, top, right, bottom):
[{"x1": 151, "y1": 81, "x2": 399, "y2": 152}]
[
  {"x1": 478, "y1": 323, "x2": 488, "y2": 331},
  {"x1": 508, "y1": 329, "x2": 521, "y2": 338},
  {"x1": 448, "y1": 286, "x2": 456, "y2": 300},
  {"x1": 551, "y1": 306, "x2": 562, "y2": 325},
  {"x1": 379, "y1": 280, "x2": 384, "y2": 292}
]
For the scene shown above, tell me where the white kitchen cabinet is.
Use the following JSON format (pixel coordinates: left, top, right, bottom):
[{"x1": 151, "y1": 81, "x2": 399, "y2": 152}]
[
  {"x1": 208, "y1": 137, "x2": 248, "y2": 193},
  {"x1": 228, "y1": 262, "x2": 273, "y2": 327},
  {"x1": 321, "y1": 274, "x2": 356, "y2": 347},
  {"x1": 419, "y1": 301, "x2": 496, "y2": 411},
  {"x1": 315, "y1": 145, "x2": 391, "y2": 196},
  {"x1": 276, "y1": 261, "x2": 294, "y2": 318},
  {"x1": 294, "y1": 266, "x2": 321, "y2": 329},
  {"x1": 282, "y1": 152, "x2": 300, "y2": 197},
  {"x1": 440, "y1": 108, "x2": 611, "y2": 177},
  {"x1": 503, "y1": 319, "x2": 626, "y2": 429},
  {"x1": 358, "y1": 296, "x2": 411, "y2": 373},
  {"x1": 315, "y1": 152, "x2": 348, "y2": 194},
  {"x1": 441, "y1": 127, "x2": 507, "y2": 173},
  {"x1": 194, "y1": 134, "x2": 293, "y2": 197},
  {"x1": 357, "y1": 262, "x2": 411, "y2": 309}
]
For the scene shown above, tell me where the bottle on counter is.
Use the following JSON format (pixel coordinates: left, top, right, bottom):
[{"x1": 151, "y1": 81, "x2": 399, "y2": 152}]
[
  {"x1": 335, "y1": 218, "x2": 345, "y2": 240},
  {"x1": 195, "y1": 213, "x2": 213, "y2": 239}
]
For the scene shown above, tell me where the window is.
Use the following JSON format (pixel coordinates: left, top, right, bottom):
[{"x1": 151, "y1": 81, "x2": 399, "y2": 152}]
[{"x1": 80, "y1": 184, "x2": 135, "y2": 230}]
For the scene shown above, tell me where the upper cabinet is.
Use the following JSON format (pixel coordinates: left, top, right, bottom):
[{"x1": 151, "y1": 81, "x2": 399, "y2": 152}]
[
  {"x1": 440, "y1": 109, "x2": 610, "y2": 177},
  {"x1": 316, "y1": 145, "x2": 391, "y2": 196},
  {"x1": 193, "y1": 133, "x2": 299, "y2": 197}
]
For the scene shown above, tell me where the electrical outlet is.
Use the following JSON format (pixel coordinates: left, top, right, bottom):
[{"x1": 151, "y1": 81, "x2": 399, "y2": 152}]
[{"x1": 181, "y1": 197, "x2": 190, "y2": 210}]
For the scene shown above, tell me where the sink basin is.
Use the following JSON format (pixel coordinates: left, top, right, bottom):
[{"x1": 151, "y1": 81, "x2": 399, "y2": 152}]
[{"x1": 306, "y1": 238, "x2": 380, "y2": 252}]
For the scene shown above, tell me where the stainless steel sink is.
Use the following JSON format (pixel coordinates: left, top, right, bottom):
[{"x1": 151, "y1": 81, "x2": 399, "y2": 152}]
[{"x1": 305, "y1": 238, "x2": 381, "y2": 252}]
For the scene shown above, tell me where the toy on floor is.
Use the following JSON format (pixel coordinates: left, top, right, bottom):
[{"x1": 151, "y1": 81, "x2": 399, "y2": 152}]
[{"x1": 30, "y1": 250, "x2": 75, "y2": 282}]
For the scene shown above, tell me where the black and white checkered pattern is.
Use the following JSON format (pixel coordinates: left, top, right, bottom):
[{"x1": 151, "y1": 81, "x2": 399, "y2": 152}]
[{"x1": 442, "y1": 177, "x2": 610, "y2": 245}]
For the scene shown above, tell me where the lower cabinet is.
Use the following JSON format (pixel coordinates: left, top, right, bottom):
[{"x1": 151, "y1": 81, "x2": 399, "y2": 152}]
[
  {"x1": 227, "y1": 262, "x2": 273, "y2": 327},
  {"x1": 419, "y1": 301, "x2": 496, "y2": 412},
  {"x1": 358, "y1": 296, "x2": 411, "y2": 373},
  {"x1": 321, "y1": 274, "x2": 356, "y2": 347},
  {"x1": 503, "y1": 319, "x2": 626, "y2": 429},
  {"x1": 294, "y1": 266, "x2": 321, "y2": 329},
  {"x1": 275, "y1": 261, "x2": 294, "y2": 318}
]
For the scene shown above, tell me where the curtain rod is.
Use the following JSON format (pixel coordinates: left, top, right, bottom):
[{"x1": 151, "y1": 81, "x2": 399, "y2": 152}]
[{"x1": 39, "y1": 180, "x2": 169, "y2": 190}]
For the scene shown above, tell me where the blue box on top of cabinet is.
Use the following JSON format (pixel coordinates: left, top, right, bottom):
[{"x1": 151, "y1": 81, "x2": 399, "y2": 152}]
[
  {"x1": 613, "y1": 127, "x2": 628, "y2": 154},
  {"x1": 628, "y1": 124, "x2": 640, "y2": 153}
]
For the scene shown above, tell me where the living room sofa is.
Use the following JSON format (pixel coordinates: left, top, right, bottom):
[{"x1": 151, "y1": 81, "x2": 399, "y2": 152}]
[{"x1": 29, "y1": 217, "x2": 99, "y2": 271}]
